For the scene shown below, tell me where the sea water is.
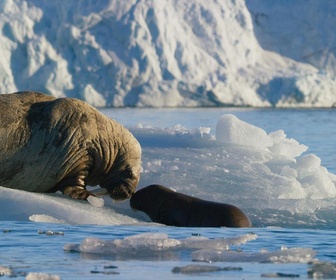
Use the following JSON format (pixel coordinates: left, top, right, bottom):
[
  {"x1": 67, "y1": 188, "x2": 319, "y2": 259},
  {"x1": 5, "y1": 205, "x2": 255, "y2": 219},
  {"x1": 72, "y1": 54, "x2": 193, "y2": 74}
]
[{"x1": 1, "y1": 108, "x2": 336, "y2": 279}]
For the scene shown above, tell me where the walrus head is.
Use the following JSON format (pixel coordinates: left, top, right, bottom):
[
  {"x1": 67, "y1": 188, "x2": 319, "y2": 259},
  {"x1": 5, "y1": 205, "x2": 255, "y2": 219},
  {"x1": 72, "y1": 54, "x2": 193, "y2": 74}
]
[
  {"x1": 100, "y1": 138, "x2": 142, "y2": 201},
  {"x1": 94, "y1": 120, "x2": 142, "y2": 201},
  {"x1": 106, "y1": 164, "x2": 141, "y2": 201}
]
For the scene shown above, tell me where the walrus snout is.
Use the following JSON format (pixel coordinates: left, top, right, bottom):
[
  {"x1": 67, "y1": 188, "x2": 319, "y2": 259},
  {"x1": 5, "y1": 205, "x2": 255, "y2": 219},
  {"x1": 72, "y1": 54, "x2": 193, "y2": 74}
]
[{"x1": 102, "y1": 165, "x2": 140, "y2": 201}]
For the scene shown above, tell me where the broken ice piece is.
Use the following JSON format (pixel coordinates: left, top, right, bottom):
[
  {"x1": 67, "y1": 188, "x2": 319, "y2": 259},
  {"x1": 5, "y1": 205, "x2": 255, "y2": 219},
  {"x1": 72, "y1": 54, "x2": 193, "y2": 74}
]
[
  {"x1": 172, "y1": 265, "x2": 223, "y2": 274},
  {"x1": 0, "y1": 266, "x2": 12, "y2": 276},
  {"x1": 87, "y1": 196, "x2": 104, "y2": 207},
  {"x1": 172, "y1": 265, "x2": 243, "y2": 274}
]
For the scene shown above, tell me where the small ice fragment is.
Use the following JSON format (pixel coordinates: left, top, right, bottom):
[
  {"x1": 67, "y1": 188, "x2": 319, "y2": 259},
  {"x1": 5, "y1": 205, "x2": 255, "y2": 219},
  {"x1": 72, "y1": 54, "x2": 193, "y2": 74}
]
[
  {"x1": 168, "y1": 165, "x2": 179, "y2": 171},
  {"x1": 0, "y1": 266, "x2": 11, "y2": 276},
  {"x1": 48, "y1": 231, "x2": 64, "y2": 236},
  {"x1": 261, "y1": 272, "x2": 300, "y2": 278},
  {"x1": 90, "y1": 270, "x2": 119, "y2": 275},
  {"x1": 29, "y1": 214, "x2": 65, "y2": 224},
  {"x1": 38, "y1": 230, "x2": 64, "y2": 236},
  {"x1": 172, "y1": 264, "x2": 223, "y2": 274},
  {"x1": 182, "y1": 233, "x2": 258, "y2": 250},
  {"x1": 25, "y1": 272, "x2": 62, "y2": 280},
  {"x1": 308, "y1": 261, "x2": 336, "y2": 279},
  {"x1": 222, "y1": 267, "x2": 243, "y2": 271},
  {"x1": 103, "y1": 265, "x2": 118, "y2": 269},
  {"x1": 172, "y1": 265, "x2": 243, "y2": 274},
  {"x1": 192, "y1": 247, "x2": 316, "y2": 263},
  {"x1": 87, "y1": 196, "x2": 104, "y2": 208}
]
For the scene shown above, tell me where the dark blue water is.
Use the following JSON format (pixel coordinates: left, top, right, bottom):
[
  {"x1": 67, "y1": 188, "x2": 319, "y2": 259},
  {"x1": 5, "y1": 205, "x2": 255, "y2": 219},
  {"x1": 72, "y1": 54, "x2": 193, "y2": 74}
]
[{"x1": 1, "y1": 222, "x2": 335, "y2": 279}]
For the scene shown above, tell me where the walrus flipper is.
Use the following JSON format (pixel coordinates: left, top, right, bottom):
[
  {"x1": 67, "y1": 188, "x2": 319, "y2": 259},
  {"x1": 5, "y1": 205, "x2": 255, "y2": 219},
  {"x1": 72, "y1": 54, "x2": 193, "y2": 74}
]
[
  {"x1": 57, "y1": 185, "x2": 94, "y2": 200},
  {"x1": 52, "y1": 172, "x2": 94, "y2": 200}
]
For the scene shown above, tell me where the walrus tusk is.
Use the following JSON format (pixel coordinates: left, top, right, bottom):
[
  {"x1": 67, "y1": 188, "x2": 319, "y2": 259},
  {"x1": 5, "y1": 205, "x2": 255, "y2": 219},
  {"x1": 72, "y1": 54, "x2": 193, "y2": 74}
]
[
  {"x1": 87, "y1": 196, "x2": 105, "y2": 208},
  {"x1": 90, "y1": 187, "x2": 109, "y2": 196}
]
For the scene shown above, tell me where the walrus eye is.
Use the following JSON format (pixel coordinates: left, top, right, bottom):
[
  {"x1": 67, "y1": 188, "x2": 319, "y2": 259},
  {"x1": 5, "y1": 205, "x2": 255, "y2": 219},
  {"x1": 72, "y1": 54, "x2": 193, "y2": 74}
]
[{"x1": 122, "y1": 169, "x2": 133, "y2": 179}]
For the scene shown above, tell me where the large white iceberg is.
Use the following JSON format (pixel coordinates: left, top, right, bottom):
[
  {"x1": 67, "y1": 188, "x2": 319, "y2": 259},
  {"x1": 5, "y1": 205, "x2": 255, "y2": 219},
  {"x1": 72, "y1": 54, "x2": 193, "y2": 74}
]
[{"x1": 0, "y1": 0, "x2": 335, "y2": 107}]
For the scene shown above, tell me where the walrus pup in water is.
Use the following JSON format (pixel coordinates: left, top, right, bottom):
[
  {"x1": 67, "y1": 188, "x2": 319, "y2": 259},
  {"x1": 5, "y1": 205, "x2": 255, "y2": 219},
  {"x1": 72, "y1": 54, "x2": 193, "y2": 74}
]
[
  {"x1": 0, "y1": 91, "x2": 141, "y2": 201},
  {"x1": 130, "y1": 184, "x2": 251, "y2": 228}
]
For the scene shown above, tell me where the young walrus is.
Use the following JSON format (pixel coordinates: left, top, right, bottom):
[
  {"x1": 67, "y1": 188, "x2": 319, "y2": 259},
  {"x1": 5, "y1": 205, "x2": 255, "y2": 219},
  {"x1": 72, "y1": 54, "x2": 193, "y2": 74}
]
[{"x1": 130, "y1": 184, "x2": 252, "y2": 227}]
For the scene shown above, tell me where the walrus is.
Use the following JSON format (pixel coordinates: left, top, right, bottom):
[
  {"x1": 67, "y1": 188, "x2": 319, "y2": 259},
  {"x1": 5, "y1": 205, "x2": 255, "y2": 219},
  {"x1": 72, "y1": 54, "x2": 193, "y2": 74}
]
[
  {"x1": 0, "y1": 91, "x2": 141, "y2": 201},
  {"x1": 130, "y1": 184, "x2": 251, "y2": 228}
]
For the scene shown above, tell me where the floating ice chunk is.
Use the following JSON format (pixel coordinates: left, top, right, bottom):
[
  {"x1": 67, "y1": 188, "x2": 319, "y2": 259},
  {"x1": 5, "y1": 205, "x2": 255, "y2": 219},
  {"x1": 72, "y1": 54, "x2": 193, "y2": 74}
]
[
  {"x1": 38, "y1": 230, "x2": 64, "y2": 236},
  {"x1": 64, "y1": 238, "x2": 119, "y2": 255},
  {"x1": 25, "y1": 272, "x2": 61, "y2": 280},
  {"x1": 268, "y1": 130, "x2": 307, "y2": 158},
  {"x1": 64, "y1": 232, "x2": 257, "y2": 259},
  {"x1": 87, "y1": 196, "x2": 104, "y2": 208},
  {"x1": 192, "y1": 247, "x2": 316, "y2": 263},
  {"x1": 29, "y1": 215, "x2": 65, "y2": 224},
  {"x1": 64, "y1": 233, "x2": 182, "y2": 255},
  {"x1": 216, "y1": 114, "x2": 273, "y2": 149},
  {"x1": 114, "y1": 233, "x2": 182, "y2": 250},
  {"x1": 182, "y1": 233, "x2": 257, "y2": 250},
  {"x1": 308, "y1": 261, "x2": 336, "y2": 279},
  {"x1": 260, "y1": 272, "x2": 300, "y2": 278},
  {"x1": 172, "y1": 264, "x2": 242, "y2": 274},
  {"x1": 172, "y1": 265, "x2": 223, "y2": 274},
  {"x1": 0, "y1": 266, "x2": 11, "y2": 276}
]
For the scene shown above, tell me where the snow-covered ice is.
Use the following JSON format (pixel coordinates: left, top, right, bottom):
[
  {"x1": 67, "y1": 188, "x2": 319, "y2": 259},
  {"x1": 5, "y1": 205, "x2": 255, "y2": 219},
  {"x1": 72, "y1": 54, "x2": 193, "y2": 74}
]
[
  {"x1": 25, "y1": 273, "x2": 61, "y2": 280},
  {"x1": 192, "y1": 247, "x2": 316, "y2": 263},
  {"x1": 1, "y1": 113, "x2": 336, "y2": 228},
  {"x1": 1, "y1": 0, "x2": 336, "y2": 107}
]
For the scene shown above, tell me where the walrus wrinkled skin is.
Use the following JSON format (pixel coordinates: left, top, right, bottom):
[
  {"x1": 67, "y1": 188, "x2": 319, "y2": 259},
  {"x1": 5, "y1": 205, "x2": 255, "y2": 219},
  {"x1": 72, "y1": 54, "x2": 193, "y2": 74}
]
[
  {"x1": 130, "y1": 184, "x2": 252, "y2": 228},
  {"x1": 0, "y1": 91, "x2": 141, "y2": 201}
]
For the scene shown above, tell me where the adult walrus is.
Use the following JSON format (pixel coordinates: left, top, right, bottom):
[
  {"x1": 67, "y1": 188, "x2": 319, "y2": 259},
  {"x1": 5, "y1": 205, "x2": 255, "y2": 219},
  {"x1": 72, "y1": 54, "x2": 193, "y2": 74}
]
[
  {"x1": 0, "y1": 91, "x2": 141, "y2": 201},
  {"x1": 130, "y1": 184, "x2": 252, "y2": 228}
]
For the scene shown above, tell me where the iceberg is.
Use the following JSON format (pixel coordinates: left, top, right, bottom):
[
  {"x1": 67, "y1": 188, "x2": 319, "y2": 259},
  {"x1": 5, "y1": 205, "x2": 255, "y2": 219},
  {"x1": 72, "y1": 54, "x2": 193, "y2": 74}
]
[{"x1": 1, "y1": 0, "x2": 335, "y2": 107}]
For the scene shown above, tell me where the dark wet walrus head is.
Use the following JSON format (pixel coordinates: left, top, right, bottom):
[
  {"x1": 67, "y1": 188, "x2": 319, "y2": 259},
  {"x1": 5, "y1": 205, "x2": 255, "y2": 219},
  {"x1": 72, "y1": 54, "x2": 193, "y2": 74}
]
[{"x1": 130, "y1": 184, "x2": 252, "y2": 228}]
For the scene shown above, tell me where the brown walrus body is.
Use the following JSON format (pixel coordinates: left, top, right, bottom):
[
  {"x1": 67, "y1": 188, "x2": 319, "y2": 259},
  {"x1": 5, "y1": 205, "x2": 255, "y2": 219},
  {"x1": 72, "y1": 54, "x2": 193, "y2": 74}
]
[
  {"x1": 0, "y1": 91, "x2": 141, "y2": 201},
  {"x1": 130, "y1": 184, "x2": 252, "y2": 228}
]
